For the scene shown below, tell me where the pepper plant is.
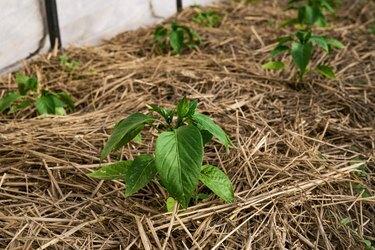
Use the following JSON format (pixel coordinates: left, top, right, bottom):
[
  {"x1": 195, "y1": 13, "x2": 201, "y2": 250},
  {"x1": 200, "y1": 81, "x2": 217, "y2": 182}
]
[
  {"x1": 193, "y1": 9, "x2": 222, "y2": 28},
  {"x1": 154, "y1": 22, "x2": 201, "y2": 54},
  {"x1": 0, "y1": 73, "x2": 74, "y2": 115},
  {"x1": 89, "y1": 98, "x2": 234, "y2": 208},
  {"x1": 285, "y1": 0, "x2": 338, "y2": 27},
  {"x1": 263, "y1": 30, "x2": 344, "y2": 79},
  {"x1": 59, "y1": 54, "x2": 80, "y2": 72}
]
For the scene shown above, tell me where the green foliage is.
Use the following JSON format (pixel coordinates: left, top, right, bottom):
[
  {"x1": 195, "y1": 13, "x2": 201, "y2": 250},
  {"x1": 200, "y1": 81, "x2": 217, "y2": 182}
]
[
  {"x1": 59, "y1": 54, "x2": 80, "y2": 71},
  {"x1": 286, "y1": 0, "x2": 338, "y2": 28},
  {"x1": 89, "y1": 97, "x2": 234, "y2": 208},
  {"x1": 193, "y1": 10, "x2": 222, "y2": 27},
  {"x1": 364, "y1": 240, "x2": 375, "y2": 250},
  {"x1": 154, "y1": 22, "x2": 201, "y2": 54},
  {"x1": 264, "y1": 30, "x2": 343, "y2": 79},
  {"x1": 262, "y1": 61, "x2": 285, "y2": 70},
  {"x1": 0, "y1": 73, "x2": 74, "y2": 116},
  {"x1": 87, "y1": 161, "x2": 132, "y2": 180},
  {"x1": 200, "y1": 165, "x2": 234, "y2": 203}
]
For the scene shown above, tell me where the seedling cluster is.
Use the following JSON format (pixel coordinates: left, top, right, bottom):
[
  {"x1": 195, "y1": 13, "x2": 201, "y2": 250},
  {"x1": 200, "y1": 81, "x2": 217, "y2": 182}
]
[
  {"x1": 0, "y1": 73, "x2": 74, "y2": 116},
  {"x1": 89, "y1": 98, "x2": 234, "y2": 208},
  {"x1": 154, "y1": 22, "x2": 201, "y2": 54},
  {"x1": 263, "y1": 0, "x2": 344, "y2": 80},
  {"x1": 193, "y1": 9, "x2": 222, "y2": 28},
  {"x1": 59, "y1": 54, "x2": 80, "y2": 72}
]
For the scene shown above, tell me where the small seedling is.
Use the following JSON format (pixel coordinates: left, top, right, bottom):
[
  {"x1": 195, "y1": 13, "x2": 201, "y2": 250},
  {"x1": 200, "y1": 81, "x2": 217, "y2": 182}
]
[
  {"x1": 89, "y1": 97, "x2": 234, "y2": 208},
  {"x1": 193, "y1": 10, "x2": 222, "y2": 27},
  {"x1": 0, "y1": 73, "x2": 74, "y2": 116},
  {"x1": 59, "y1": 54, "x2": 80, "y2": 72},
  {"x1": 154, "y1": 22, "x2": 201, "y2": 54},
  {"x1": 263, "y1": 30, "x2": 344, "y2": 80},
  {"x1": 285, "y1": 0, "x2": 338, "y2": 27}
]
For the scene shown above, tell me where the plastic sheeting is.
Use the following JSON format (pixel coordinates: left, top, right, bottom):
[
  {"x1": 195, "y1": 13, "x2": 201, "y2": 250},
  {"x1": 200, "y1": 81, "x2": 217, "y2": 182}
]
[{"x1": 0, "y1": 0, "x2": 215, "y2": 72}]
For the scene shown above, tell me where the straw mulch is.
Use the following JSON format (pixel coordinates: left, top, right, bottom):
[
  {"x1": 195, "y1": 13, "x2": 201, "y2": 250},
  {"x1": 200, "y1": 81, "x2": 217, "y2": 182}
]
[{"x1": 0, "y1": 0, "x2": 374, "y2": 249}]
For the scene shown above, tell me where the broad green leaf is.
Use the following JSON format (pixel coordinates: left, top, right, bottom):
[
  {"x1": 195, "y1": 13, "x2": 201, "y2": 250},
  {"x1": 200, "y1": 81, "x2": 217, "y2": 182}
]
[
  {"x1": 35, "y1": 94, "x2": 55, "y2": 115},
  {"x1": 316, "y1": 65, "x2": 335, "y2": 79},
  {"x1": 271, "y1": 45, "x2": 289, "y2": 57},
  {"x1": 154, "y1": 26, "x2": 168, "y2": 43},
  {"x1": 310, "y1": 35, "x2": 329, "y2": 52},
  {"x1": 88, "y1": 160, "x2": 132, "y2": 180},
  {"x1": 166, "y1": 197, "x2": 177, "y2": 212},
  {"x1": 187, "y1": 99, "x2": 198, "y2": 117},
  {"x1": 299, "y1": 5, "x2": 315, "y2": 25},
  {"x1": 15, "y1": 73, "x2": 38, "y2": 95},
  {"x1": 192, "y1": 112, "x2": 231, "y2": 148},
  {"x1": 200, "y1": 129, "x2": 213, "y2": 145},
  {"x1": 56, "y1": 91, "x2": 75, "y2": 111},
  {"x1": 0, "y1": 92, "x2": 21, "y2": 113},
  {"x1": 124, "y1": 155, "x2": 157, "y2": 197},
  {"x1": 177, "y1": 97, "x2": 190, "y2": 119},
  {"x1": 262, "y1": 61, "x2": 285, "y2": 70},
  {"x1": 291, "y1": 42, "x2": 313, "y2": 75},
  {"x1": 54, "y1": 107, "x2": 66, "y2": 116},
  {"x1": 101, "y1": 113, "x2": 154, "y2": 159},
  {"x1": 326, "y1": 38, "x2": 345, "y2": 50},
  {"x1": 155, "y1": 125, "x2": 203, "y2": 208},
  {"x1": 170, "y1": 28, "x2": 184, "y2": 54},
  {"x1": 199, "y1": 165, "x2": 234, "y2": 203}
]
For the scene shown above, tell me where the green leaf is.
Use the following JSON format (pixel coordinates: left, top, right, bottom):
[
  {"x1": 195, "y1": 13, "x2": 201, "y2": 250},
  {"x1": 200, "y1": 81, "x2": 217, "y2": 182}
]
[
  {"x1": 56, "y1": 91, "x2": 75, "y2": 112},
  {"x1": 124, "y1": 155, "x2": 157, "y2": 197},
  {"x1": 154, "y1": 26, "x2": 168, "y2": 43},
  {"x1": 101, "y1": 113, "x2": 154, "y2": 159},
  {"x1": 166, "y1": 197, "x2": 177, "y2": 212},
  {"x1": 88, "y1": 160, "x2": 132, "y2": 180},
  {"x1": 177, "y1": 97, "x2": 190, "y2": 119},
  {"x1": 309, "y1": 35, "x2": 329, "y2": 52},
  {"x1": 155, "y1": 125, "x2": 203, "y2": 208},
  {"x1": 276, "y1": 36, "x2": 293, "y2": 44},
  {"x1": 15, "y1": 73, "x2": 38, "y2": 95},
  {"x1": 8, "y1": 99, "x2": 33, "y2": 113},
  {"x1": 35, "y1": 94, "x2": 55, "y2": 115},
  {"x1": 170, "y1": 28, "x2": 184, "y2": 54},
  {"x1": 316, "y1": 64, "x2": 336, "y2": 79},
  {"x1": 262, "y1": 61, "x2": 285, "y2": 70},
  {"x1": 200, "y1": 130, "x2": 213, "y2": 145},
  {"x1": 54, "y1": 106, "x2": 66, "y2": 116},
  {"x1": 0, "y1": 92, "x2": 21, "y2": 113},
  {"x1": 291, "y1": 42, "x2": 313, "y2": 75},
  {"x1": 132, "y1": 133, "x2": 142, "y2": 144},
  {"x1": 271, "y1": 45, "x2": 289, "y2": 57},
  {"x1": 326, "y1": 38, "x2": 345, "y2": 50},
  {"x1": 192, "y1": 112, "x2": 231, "y2": 148},
  {"x1": 148, "y1": 104, "x2": 174, "y2": 124},
  {"x1": 199, "y1": 165, "x2": 234, "y2": 203}
]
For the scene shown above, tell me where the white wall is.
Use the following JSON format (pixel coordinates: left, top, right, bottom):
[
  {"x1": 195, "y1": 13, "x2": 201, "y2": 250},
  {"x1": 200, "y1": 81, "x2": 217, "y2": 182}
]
[{"x1": 0, "y1": 0, "x2": 216, "y2": 73}]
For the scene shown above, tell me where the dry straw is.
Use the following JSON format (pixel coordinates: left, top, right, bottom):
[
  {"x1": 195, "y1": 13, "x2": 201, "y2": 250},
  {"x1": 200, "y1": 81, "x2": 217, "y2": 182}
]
[{"x1": 0, "y1": 0, "x2": 374, "y2": 249}]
